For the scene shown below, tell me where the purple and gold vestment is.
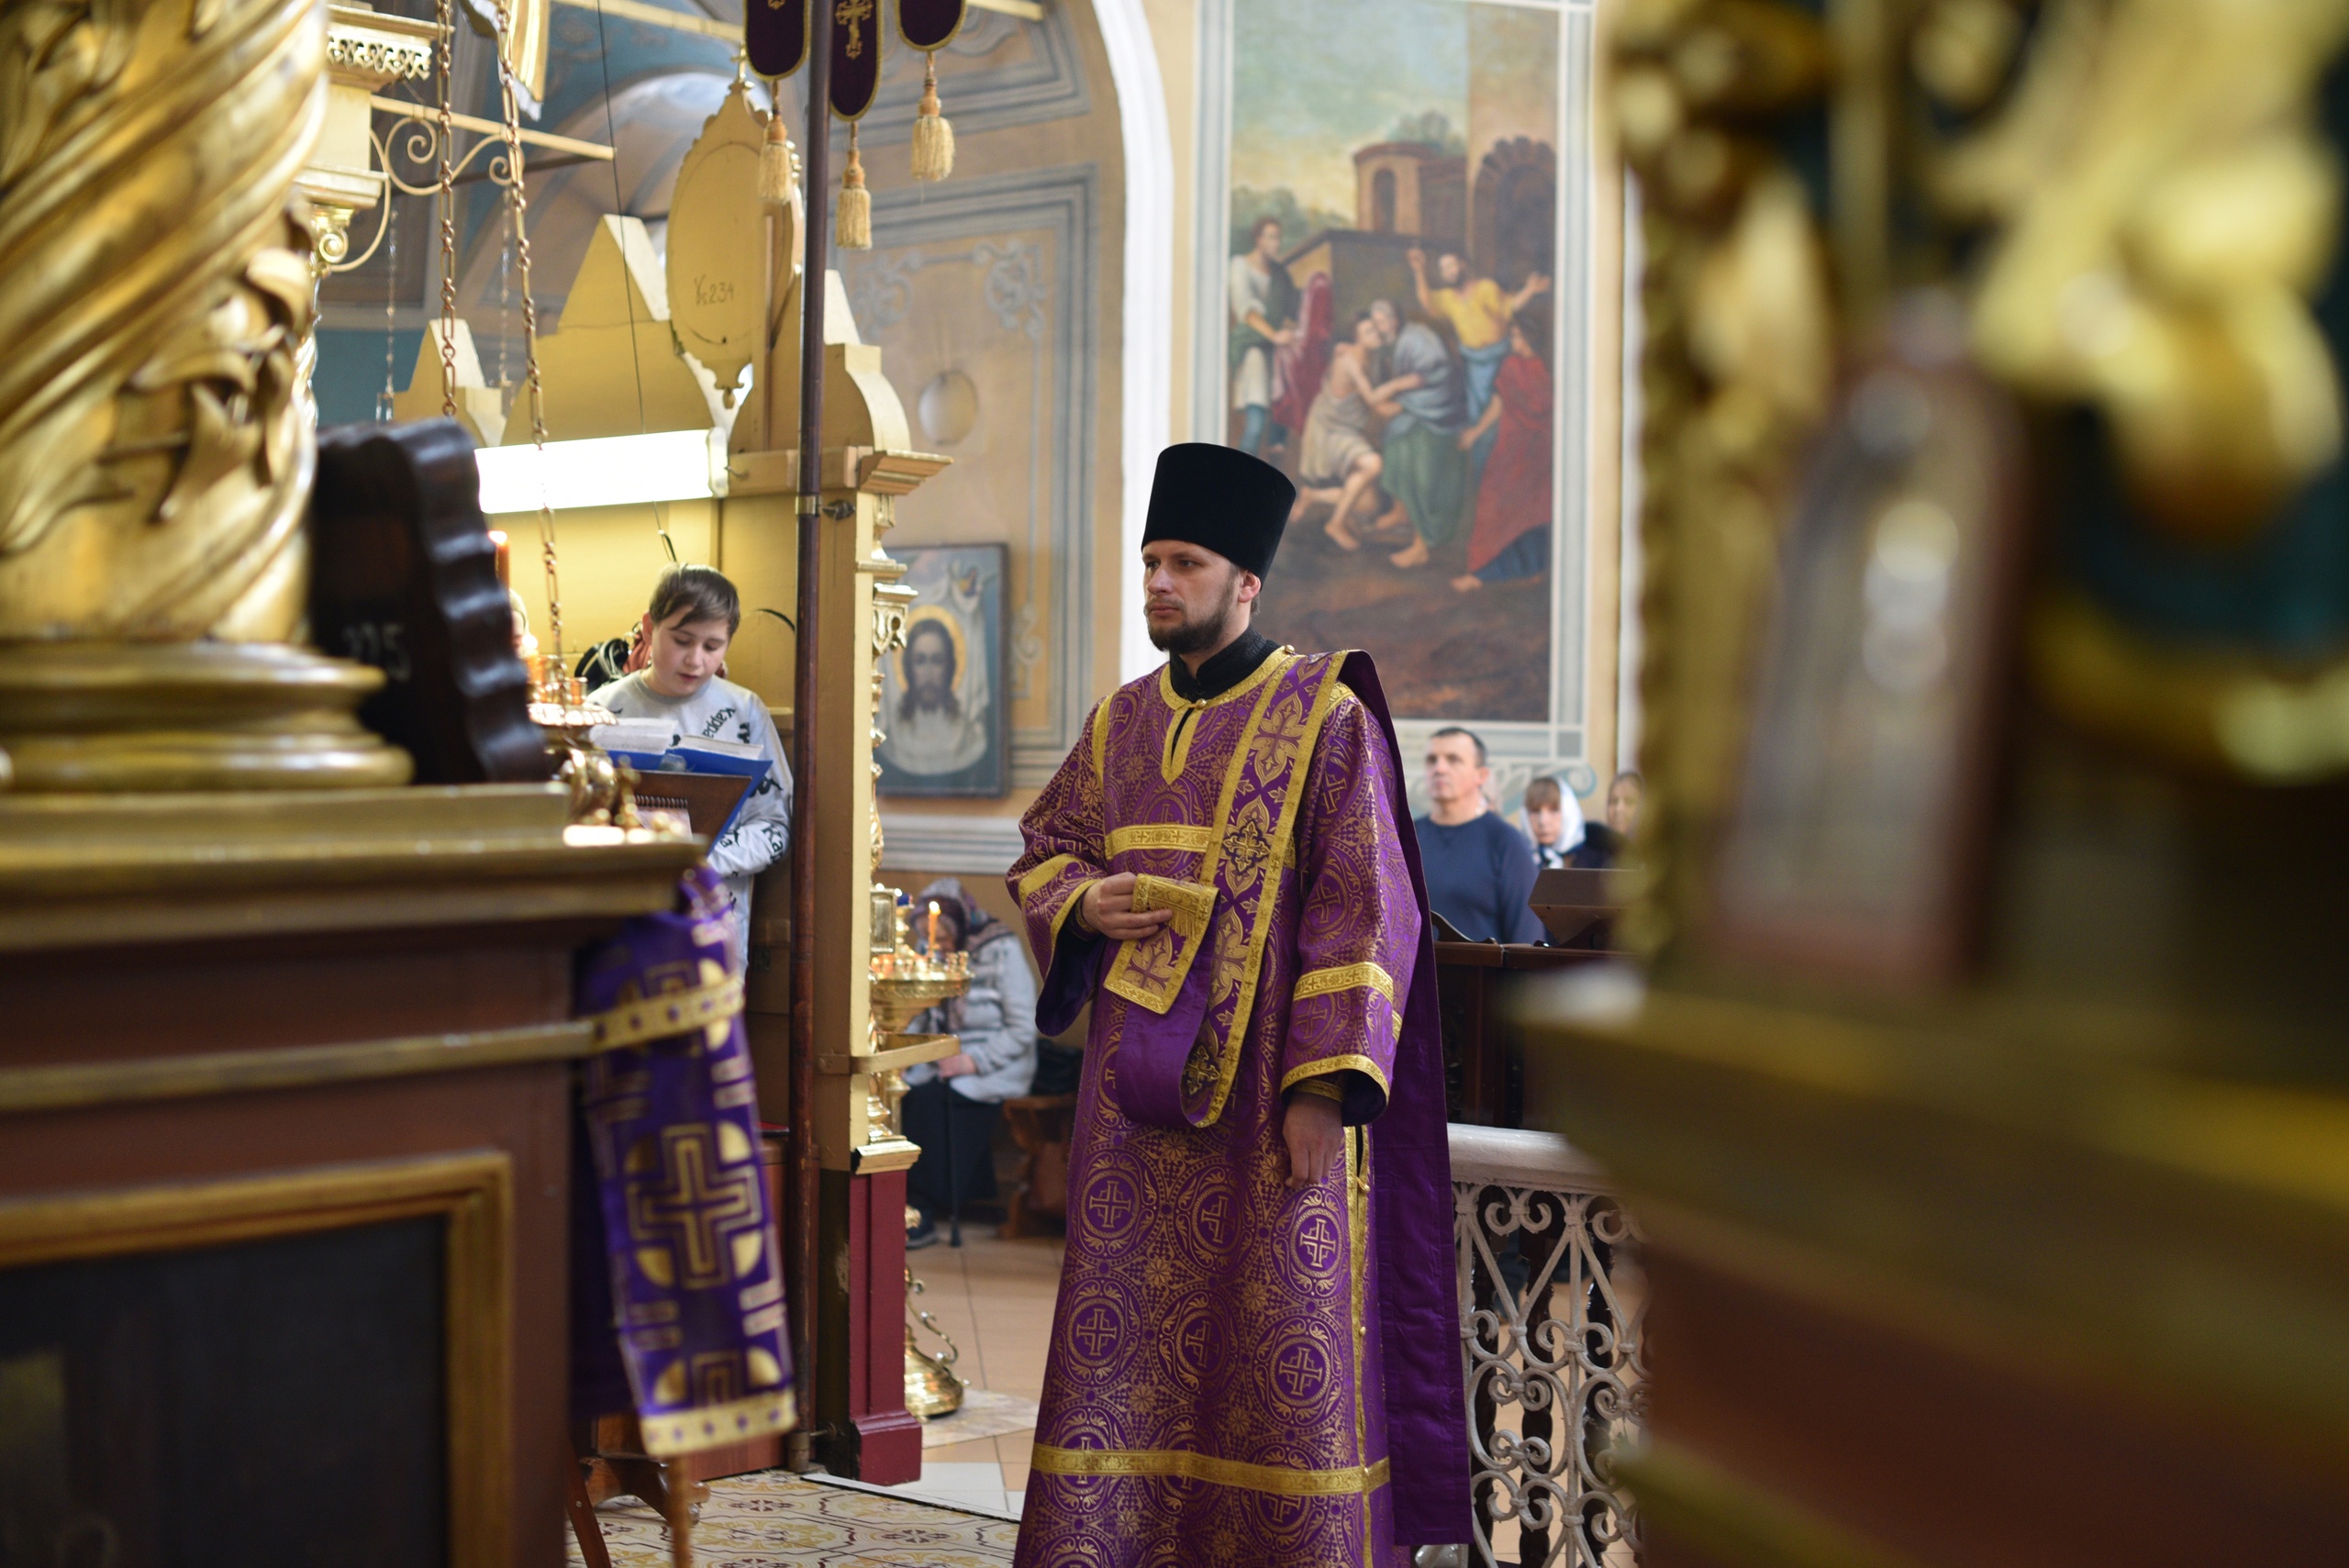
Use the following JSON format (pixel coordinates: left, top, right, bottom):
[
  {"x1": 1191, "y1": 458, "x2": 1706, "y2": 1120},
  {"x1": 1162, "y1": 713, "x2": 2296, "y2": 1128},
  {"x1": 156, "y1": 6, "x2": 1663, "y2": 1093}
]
[
  {"x1": 1008, "y1": 650, "x2": 1466, "y2": 1566},
  {"x1": 572, "y1": 867, "x2": 796, "y2": 1457}
]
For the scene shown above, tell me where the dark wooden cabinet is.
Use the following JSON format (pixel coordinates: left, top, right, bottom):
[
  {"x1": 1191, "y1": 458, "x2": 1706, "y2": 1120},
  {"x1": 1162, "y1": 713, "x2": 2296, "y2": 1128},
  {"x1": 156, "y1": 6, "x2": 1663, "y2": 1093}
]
[{"x1": 0, "y1": 784, "x2": 698, "y2": 1568}]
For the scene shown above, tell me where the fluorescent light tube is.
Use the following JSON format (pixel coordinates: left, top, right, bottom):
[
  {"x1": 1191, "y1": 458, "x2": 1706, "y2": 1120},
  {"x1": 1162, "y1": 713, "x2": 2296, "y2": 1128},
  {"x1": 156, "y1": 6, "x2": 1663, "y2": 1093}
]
[{"x1": 473, "y1": 428, "x2": 723, "y2": 513}]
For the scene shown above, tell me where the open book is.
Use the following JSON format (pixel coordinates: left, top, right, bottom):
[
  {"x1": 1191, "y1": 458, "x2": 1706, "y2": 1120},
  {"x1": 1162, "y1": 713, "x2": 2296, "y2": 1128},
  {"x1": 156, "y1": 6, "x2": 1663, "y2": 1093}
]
[{"x1": 589, "y1": 724, "x2": 773, "y2": 840}]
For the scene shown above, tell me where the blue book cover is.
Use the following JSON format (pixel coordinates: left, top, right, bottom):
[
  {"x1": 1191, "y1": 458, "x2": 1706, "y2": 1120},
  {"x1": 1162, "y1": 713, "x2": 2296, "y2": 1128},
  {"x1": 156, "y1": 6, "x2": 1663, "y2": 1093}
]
[{"x1": 602, "y1": 738, "x2": 773, "y2": 842}]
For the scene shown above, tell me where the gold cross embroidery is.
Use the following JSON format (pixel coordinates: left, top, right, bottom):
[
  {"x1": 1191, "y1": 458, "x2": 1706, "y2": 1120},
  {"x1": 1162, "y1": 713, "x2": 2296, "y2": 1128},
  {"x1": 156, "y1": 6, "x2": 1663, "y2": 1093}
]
[
  {"x1": 1274, "y1": 1343, "x2": 1322, "y2": 1400},
  {"x1": 834, "y1": 0, "x2": 874, "y2": 58},
  {"x1": 1120, "y1": 927, "x2": 1182, "y2": 996},
  {"x1": 1222, "y1": 810, "x2": 1275, "y2": 886},
  {"x1": 629, "y1": 1126, "x2": 763, "y2": 1290}
]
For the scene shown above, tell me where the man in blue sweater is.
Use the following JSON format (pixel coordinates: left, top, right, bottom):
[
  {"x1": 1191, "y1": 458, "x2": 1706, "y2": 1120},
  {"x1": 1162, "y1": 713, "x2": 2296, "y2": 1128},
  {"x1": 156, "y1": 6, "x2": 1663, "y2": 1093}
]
[{"x1": 1412, "y1": 727, "x2": 1546, "y2": 944}]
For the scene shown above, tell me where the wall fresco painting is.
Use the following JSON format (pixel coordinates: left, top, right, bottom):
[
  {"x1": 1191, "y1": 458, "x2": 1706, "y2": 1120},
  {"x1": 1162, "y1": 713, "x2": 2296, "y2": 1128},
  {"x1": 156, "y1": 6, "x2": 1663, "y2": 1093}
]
[{"x1": 1224, "y1": 0, "x2": 1562, "y2": 722}]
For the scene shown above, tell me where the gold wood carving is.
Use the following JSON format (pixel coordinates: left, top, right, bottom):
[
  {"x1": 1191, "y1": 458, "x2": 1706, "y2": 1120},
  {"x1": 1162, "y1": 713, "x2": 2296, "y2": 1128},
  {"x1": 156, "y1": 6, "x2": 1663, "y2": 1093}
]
[
  {"x1": 0, "y1": 0, "x2": 324, "y2": 639},
  {"x1": 667, "y1": 77, "x2": 773, "y2": 409},
  {"x1": 0, "y1": 1154, "x2": 515, "y2": 1567},
  {"x1": 1611, "y1": 0, "x2": 1835, "y2": 951},
  {"x1": 1958, "y1": 0, "x2": 2349, "y2": 545},
  {"x1": 0, "y1": 0, "x2": 408, "y2": 790}
]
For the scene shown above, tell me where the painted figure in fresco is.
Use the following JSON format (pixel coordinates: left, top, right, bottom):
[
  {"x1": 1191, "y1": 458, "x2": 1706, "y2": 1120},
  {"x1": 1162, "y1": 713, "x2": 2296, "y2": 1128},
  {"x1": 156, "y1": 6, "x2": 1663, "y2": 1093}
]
[
  {"x1": 1008, "y1": 443, "x2": 1465, "y2": 1563},
  {"x1": 1230, "y1": 217, "x2": 1301, "y2": 459},
  {"x1": 1363, "y1": 297, "x2": 1468, "y2": 570},
  {"x1": 1274, "y1": 270, "x2": 1336, "y2": 445},
  {"x1": 1292, "y1": 310, "x2": 1419, "y2": 550},
  {"x1": 1455, "y1": 311, "x2": 1555, "y2": 592},
  {"x1": 1407, "y1": 246, "x2": 1551, "y2": 426},
  {"x1": 886, "y1": 611, "x2": 990, "y2": 777}
]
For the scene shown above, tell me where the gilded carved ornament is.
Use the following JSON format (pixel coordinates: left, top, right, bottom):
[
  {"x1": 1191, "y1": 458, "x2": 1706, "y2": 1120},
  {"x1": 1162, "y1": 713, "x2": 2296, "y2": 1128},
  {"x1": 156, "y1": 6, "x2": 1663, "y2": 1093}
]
[
  {"x1": 0, "y1": 0, "x2": 407, "y2": 790},
  {"x1": 0, "y1": 0, "x2": 327, "y2": 641},
  {"x1": 1951, "y1": 0, "x2": 2349, "y2": 544},
  {"x1": 1617, "y1": 0, "x2": 2349, "y2": 922},
  {"x1": 1609, "y1": 0, "x2": 1837, "y2": 950}
]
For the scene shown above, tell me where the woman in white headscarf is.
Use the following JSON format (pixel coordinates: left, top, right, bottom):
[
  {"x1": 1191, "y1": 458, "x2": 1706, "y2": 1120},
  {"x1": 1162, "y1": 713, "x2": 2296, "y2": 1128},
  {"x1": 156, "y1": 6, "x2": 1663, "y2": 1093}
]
[
  {"x1": 901, "y1": 878, "x2": 1039, "y2": 1247},
  {"x1": 1520, "y1": 774, "x2": 1586, "y2": 872}
]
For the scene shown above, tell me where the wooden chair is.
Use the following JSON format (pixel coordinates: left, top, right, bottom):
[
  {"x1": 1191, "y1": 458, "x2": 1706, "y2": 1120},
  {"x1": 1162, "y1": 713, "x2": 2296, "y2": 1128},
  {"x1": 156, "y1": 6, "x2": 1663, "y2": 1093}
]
[{"x1": 997, "y1": 1094, "x2": 1078, "y2": 1238}]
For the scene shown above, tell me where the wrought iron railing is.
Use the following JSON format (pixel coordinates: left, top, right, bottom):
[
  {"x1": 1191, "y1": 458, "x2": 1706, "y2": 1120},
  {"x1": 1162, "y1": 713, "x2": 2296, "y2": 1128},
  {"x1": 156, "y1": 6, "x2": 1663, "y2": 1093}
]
[{"x1": 1431, "y1": 1124, "x2": 1648, "y2": 1568}]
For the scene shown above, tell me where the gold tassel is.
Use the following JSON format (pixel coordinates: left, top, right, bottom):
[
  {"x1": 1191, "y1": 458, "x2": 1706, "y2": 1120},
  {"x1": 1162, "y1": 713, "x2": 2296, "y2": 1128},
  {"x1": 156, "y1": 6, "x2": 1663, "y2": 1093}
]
[
  {"x1": 911, "y1": 54, "x2": 953, "y2": 183},
  {"x1": 758, "y1": 109, "x2": 795, "y2": 206},
  {"x1": 838, "y1": 121, "x2": 872, "y2": 250}
]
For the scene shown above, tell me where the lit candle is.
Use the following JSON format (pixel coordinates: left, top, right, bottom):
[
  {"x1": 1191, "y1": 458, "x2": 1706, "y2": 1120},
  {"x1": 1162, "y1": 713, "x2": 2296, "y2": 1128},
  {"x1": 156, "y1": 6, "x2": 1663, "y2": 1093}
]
[{"x1": 927, "y1": 900, "x2": 941, "y2": 957}]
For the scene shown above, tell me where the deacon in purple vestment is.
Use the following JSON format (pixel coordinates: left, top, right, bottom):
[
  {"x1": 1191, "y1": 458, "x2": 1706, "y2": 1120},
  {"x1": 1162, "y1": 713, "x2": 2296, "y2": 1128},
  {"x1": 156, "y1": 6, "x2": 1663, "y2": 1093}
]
[{"x1": 1008, "y1": 444, "x2": 1467, "y2": 1566}]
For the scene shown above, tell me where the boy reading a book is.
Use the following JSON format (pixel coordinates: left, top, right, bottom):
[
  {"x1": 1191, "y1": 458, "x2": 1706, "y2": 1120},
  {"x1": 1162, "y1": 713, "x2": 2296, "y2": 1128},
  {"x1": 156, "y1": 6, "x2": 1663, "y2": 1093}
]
[{"x1": 599, "y1": 565, "x2": 793, "y2": 967}]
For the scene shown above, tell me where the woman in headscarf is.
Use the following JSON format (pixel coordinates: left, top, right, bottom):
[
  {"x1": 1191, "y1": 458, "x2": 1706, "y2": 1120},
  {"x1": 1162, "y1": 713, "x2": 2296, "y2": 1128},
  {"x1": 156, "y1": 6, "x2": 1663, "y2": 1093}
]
[{"x1": 901, "y1": 878, "x2": 1040, "y2": 1248}]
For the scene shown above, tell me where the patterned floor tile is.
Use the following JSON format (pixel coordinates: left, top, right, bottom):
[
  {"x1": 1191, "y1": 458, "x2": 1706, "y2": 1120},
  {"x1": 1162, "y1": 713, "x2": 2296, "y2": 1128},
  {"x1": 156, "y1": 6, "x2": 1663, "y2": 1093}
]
[{"x1": 568, "y1": 1472, "x2": 1015, "y2": 1567}]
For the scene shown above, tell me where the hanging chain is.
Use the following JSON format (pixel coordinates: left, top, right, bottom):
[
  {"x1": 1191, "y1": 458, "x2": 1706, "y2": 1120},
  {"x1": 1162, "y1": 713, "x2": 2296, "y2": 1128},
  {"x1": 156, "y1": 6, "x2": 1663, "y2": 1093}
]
[
  {"x1": 490, "y1": 0, "x2": 563, "y2": 672},
  {"x1": 434, "y1": 0, "x2": 457, "y2": 415},
  {"x1": 497, "y1": 212, "x2": 512, "y2": 400},
  {"x1": 378, "y1": 191, "x2": 400, "y2": 421}
]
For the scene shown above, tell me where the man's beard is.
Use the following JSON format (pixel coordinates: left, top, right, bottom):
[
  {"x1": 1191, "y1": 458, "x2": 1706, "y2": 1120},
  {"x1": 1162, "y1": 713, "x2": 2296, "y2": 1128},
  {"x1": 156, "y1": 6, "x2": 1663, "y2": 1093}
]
[{"x1": 1148, "y1": 584, "x2": 1242, "y2": 656}]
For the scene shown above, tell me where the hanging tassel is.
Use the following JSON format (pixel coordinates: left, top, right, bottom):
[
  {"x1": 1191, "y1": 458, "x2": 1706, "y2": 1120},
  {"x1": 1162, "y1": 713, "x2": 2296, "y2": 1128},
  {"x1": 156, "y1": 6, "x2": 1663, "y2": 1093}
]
[
  {"x1": 758, "y1": 108, "x2": 796, "y2": 206},
  {"x1": 838, "y1": 121, "x2": 872, "y2": 250},
  {"x1": 911, "y1": 54, "x2": 954, "y2": 183}
]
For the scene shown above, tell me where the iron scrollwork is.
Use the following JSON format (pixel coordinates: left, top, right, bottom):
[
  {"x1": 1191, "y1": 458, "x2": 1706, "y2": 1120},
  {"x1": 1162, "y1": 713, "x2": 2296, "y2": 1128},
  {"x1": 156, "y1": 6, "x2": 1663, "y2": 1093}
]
[{"x1": 1453, "y1": 1171, "x2": 1648, "y2": 1568}]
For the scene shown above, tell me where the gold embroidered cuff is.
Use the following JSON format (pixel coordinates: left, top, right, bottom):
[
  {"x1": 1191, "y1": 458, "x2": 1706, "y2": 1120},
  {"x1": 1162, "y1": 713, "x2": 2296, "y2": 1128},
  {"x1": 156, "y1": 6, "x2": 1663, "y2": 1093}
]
[
  {"x1": 1280, "y1": 1053, "x2": 1392, "y2": 1099},
  {"x1": 1290, "y1": 1075, "x2": 1346, "y2": 1103}
]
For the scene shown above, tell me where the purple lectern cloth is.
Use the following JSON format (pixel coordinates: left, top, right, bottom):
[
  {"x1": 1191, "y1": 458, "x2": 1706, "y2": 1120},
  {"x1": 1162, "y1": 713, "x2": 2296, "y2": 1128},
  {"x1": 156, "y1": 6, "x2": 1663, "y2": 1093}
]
[
  {"x1": 1009, "y1": 651, "x2": 1468, "y2": 1562},
  {"x1": 573, "y1": 867, "x2": 795, "y2": 1456}
]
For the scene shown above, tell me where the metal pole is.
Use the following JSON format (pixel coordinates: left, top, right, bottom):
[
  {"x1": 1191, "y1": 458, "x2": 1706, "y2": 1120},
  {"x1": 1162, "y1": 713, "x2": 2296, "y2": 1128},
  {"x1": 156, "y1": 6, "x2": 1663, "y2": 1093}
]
[{"x1": 785, "y1": 5, "x2": 831, "y2": 1473}]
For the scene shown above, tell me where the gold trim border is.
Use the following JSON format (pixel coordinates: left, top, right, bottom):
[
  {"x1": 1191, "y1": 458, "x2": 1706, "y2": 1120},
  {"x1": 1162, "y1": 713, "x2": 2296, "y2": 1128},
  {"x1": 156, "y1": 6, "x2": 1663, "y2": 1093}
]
[
  {"x1": 640, "y1": 1388, "x2": 799, "y2": 1458},
  {"x1": 1031, "y1": 1442, "x2": 1391, "y2": 1498},
  {"x1": 1198, "y1": 662, "x2": 1353, "y2": 1128},
  {"x1": 0, "y1": 1154, "x2": 514, "y2": 1568},
  {"x1": 1107, "y1": 824, "x2": 1217, "y2": 856},
  {"x1": 1049, "y1": 879, "x2": 1095, "y2": 947},
  {"x1": 587, "y1": 976, "x2": 743, "y2": 1051},
  {"x1": 1018, "y1": 851, "x2": 1078, "y2": 901},
  {"x1": 0, "y1": 1021, "x2": 589, "y2": 1116},
  {"x1": 1293, "y1": 962, "x2": 1396, "y2": 1006}
]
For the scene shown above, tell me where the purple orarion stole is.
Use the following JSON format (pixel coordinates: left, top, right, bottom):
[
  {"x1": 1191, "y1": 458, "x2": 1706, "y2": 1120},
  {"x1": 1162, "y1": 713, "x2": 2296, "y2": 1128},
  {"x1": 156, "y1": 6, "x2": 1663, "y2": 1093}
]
[
  {"x1": 1008, "y1": 650, "x2": 1468, "y2": 1562},
  {"x1": 573, "y1": 866, "x2": 796, "y2": 1456}
]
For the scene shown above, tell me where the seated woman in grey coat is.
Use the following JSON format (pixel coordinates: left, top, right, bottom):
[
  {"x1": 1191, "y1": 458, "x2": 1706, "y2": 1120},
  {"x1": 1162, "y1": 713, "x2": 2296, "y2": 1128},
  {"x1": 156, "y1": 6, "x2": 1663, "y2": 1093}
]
[{"x1": 901, "y1": 878, "x2": 1040, "y2": 1247}]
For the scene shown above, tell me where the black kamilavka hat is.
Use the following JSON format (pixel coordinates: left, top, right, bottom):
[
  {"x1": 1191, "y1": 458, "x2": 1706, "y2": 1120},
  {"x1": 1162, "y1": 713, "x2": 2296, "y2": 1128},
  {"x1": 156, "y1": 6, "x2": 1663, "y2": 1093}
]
[{"x1": 1141, "y1": 443, "x2": 1296, "y2": 579}]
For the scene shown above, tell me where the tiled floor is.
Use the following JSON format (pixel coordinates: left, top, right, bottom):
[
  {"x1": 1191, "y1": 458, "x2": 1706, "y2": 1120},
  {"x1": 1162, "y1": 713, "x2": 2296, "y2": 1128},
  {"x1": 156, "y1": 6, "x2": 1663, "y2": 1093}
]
[
  {"x1": 887, "y1": 1229, "x2": 1065, "y2": 1518},
  {"x1": 570, "y1": 1470, "x2": 1018, "y2": 1565}
]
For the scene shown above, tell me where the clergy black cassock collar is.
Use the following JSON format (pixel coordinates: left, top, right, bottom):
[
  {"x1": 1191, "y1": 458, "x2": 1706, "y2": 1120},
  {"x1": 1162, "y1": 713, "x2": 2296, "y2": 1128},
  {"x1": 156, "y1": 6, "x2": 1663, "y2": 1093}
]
[{"x1": 1168, "y1": 628, "x2": 1278, "y2": 703}]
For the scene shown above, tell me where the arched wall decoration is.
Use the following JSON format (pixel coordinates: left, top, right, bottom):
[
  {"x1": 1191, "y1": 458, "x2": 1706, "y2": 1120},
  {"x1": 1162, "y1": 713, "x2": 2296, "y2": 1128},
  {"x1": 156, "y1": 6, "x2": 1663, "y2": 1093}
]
[
  {"x1": 1092, "y1": 0, "x2": 1176, "y2": 688},
  {"x1": 1474, "y1": 136, "x2": 1557, "y2": 293}
]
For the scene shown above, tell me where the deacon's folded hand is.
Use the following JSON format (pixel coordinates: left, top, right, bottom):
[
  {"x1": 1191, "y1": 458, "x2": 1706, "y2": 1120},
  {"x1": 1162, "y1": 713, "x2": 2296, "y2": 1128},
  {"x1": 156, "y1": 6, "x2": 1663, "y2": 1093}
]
[{"x1": 1080, "y1": 872, "x2": 1176, "y2": 942}]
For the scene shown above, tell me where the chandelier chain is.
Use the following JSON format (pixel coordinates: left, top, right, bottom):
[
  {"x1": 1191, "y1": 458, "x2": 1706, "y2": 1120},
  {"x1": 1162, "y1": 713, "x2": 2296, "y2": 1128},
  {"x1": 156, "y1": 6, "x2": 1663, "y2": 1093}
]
[
  {"x1": 491, "y1": 0, "x2": 562, "y2": 666},
  {"x1": 433, "y1": 0, "x2": 457, "y2": 416}
]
